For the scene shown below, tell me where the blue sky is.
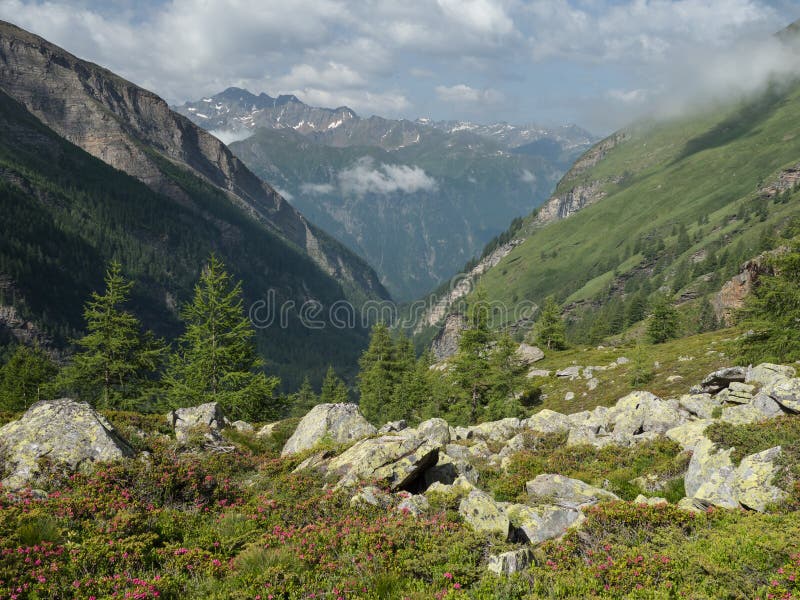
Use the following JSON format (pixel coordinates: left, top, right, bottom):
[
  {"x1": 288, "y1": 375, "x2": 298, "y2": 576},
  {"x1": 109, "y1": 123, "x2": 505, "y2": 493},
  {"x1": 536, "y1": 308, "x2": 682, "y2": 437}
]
[{"x1": 1, "y1": 0, "x2": 798, "y2": 133}]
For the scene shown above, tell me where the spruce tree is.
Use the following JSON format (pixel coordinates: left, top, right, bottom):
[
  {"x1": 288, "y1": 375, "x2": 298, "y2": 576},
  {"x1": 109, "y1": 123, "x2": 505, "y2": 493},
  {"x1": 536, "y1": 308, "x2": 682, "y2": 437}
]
[
  {"x1": 357, "y1": 323, "x2": 398, "y2": 424},
  {"x1": 697, "y1": 298, "x2": 719, "y2": 333},
  {"x1": 449, "y1": 292, "x2": 494, "y2": 423},
  {"x1": 625, "y1": 292, "x2": 648, "y2": 326},
  {"x1": 59, "y1": 262, "x2": 165, "y2": 409},
  {"x1": 0, "y1": 345, "x2": 57, "y2": 412},
  {"x1": 319, "y1": 366, "x2": 349, "y2": 404},
  {"x1": 165, "y1": 255, "x2": 280, "y2": 421},
  {"x1": 647, "y1": 297, "x2": 680, "y2": 344},
  {"x1": 289, "y1": 376, "x2": 318, "y2": 417},
  {"x1": 534, "y1": 297, "x2": 567, "y2": 350},
  {"x1": 738, "y1": 242, "x2": 800, "y2": 363}
]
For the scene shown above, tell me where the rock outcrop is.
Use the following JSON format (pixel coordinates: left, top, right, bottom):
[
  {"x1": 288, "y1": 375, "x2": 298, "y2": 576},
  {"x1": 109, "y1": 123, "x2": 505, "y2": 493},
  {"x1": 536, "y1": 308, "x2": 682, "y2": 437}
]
[
  {"x1": 0, "y1": 399, "x2": 134, "y2": 489},
  {"x1": 168, "y1": 402, "x2": 229, "y2": 443},
  {"x1": 281, "y1": 403, "x2": 376, "y2": 456}
]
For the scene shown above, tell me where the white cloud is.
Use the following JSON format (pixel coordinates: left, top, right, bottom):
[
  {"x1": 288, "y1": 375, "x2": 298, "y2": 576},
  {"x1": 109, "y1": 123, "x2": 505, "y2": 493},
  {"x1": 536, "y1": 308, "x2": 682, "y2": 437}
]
[
  {"x1": 435, "y1": 84, "x2": 504, "y2": 106},
  {"x1": 301, "y1": 182, "x2": 336, "y2": 195},
  {"x1": 338, "y1": 157, "x2": 438, "y2": 196},
  {"x1": 273, "y1": 187, "x2": 294, "y2": 201},
  {"x1": 436, "y1": 0, "x2": 515, "y2": 36},
  {"x1": 520, "y1": 169, "x2": 537, "y2": 184},
  {"x1": 209, "y1": 127, "x2": 254, "y2": 145},
  {"x1": 606, "y1": 88, "x2": 649, "y2": 105}
]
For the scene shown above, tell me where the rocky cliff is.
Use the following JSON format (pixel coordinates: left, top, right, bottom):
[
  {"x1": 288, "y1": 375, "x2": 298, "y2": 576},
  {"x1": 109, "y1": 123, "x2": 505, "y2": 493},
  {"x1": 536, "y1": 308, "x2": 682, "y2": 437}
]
[{"x1": 0, "y1": 21, "x2": 387, "y2": 303}]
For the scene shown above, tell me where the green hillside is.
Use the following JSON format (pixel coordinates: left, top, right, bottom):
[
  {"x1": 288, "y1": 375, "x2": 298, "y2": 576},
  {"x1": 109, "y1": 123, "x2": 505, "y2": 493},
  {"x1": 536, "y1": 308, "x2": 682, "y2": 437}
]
[
  {"x1": 474, "y1": 81, "x2": 800, "y2": 332},
  {"x1": 0, "y1": 91, "x2": 369, "y2": 388}
]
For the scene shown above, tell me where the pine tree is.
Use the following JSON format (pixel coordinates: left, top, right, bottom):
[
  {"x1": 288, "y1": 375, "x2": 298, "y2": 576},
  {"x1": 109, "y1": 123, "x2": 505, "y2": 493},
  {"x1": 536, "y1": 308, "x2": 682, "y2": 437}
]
[
  {"x1": 483, "y1": 333, "x2": 526, "y2": 420},
  {"x1": 0, "y1": 345, "x2": 58, "y2": 412},
  {"x1": 625, "y1": 292, "x2": 648, "y2": 327},
  {"x1": 165, "y1": 255, "x2": 280, "y2": 421},
  {"x1": 289, "y1": 376, "x2": 318, "y2": 417},
  {"x1": 647, "y1": 296, "x2": 680, "y2": 343},
  {"x1": 697, "y1": 298, "x2": 719, "y2": 333},
  {"x1": 319, "y1": 366, "x2": 349, "y2": 404},
  {"x1": 357, "y1": 323, "x2": 398, "y2": 424},
  {"x1": 534, "y1": 297, "x2": 567, "y2": 350},
  {"x1": 59, "y1": 262, "x2": 166, "y2": 409},
  {"x1": 738, "y1": 242, "x2": 800, "y2": 363}
]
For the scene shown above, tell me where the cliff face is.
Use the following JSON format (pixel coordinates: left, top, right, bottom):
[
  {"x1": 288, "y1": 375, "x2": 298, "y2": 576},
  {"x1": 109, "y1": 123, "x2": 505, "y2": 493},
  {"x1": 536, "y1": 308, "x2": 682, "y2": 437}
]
[{"x1": 0, "y1": 21, "x2": 388, "y2": 303}]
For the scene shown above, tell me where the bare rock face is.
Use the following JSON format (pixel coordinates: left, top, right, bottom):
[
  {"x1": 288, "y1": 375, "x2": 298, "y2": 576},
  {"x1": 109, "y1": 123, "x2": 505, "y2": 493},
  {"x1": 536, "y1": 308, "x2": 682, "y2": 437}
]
[
  {"x1": 168, "y1": 402, "x2": 229, "y2": 443},
  {"x1": 281, "y1": 403, "x2": 376, "y2": 456},
  {"x1": 712, "y1": 255, "x2": 776, "y2": 325},
  {"x1": 431, "y1": 313, "x2": 467, "y2": 361},
  {"x1": 0, "y1": 20, "x2": 387, "y2": 300},
  {"x1": 0, "y1": 398, "x2": 134, "y2": 489}
]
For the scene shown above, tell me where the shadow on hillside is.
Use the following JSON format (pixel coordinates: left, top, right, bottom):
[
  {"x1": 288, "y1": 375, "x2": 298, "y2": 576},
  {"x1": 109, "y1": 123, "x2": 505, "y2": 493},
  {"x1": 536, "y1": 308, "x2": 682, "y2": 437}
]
[{"x1": 672, "y1": 85, "x2": 787, "y2": 165}]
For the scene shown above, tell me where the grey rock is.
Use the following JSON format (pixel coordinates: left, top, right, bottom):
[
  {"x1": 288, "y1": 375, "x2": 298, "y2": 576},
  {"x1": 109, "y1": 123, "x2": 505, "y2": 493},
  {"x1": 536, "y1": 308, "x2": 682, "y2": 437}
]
[
  {"x1": 556, "y1": 366, "x2": 582, "y2": 380},
  {"x1": 699, "y1": 366, "x2": 746, "y2": 394},
  {"x1": 230, "y1": 420, "x2": 254, "y2": 433},
  {"x1": 525, "y1": 474, "x2": 618, "y2": 509},
  {"x1": 517, "y1": 343, "x2": 545, "y2": 365},
  {"x1": 350, "y1": 486, "x2": 391, "y2": 508},
  {"x1": 281, "y1": 403, "x2": 376, "y2": 456},
  {"x1": 459, "y1": 490, "x2": 510, "y2": 537},
  {"x1": 168, "y1": 402, "x2": 229, "y2": 443},
  {"x1": 523, "y1": 409, "x2": 571, "y2": 434},
  {"x1": 506, "y1": 503, "x2": 582, "y2": 545},
  {"x1": 377, "y1": 420, "x2": 408, "y2": 434},
  {"x1": 746, "y1": 363, "x2": 796, "y2": 386},
  {"x1": 765, "y1": 378, "x2": 800, "y2": 413},
  {"x1": 397, "y1": 494, "x2": 430, "y2": 516},
  {"x1": 415, "y1": 418, "x2": 451, "y2": 446},
  {"x1": 487, "y1": 548, "x2": 533, "y2": 575}
]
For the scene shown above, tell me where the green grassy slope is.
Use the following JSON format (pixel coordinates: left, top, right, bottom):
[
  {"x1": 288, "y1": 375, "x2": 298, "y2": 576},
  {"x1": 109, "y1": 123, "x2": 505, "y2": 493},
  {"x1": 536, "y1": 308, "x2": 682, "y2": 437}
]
[
  {"x1": 0, "y1": 91, "x2": 369, "y2": 388},
  {"x1": 476, "y1": 82, "x2": 800, "y2": 322}
]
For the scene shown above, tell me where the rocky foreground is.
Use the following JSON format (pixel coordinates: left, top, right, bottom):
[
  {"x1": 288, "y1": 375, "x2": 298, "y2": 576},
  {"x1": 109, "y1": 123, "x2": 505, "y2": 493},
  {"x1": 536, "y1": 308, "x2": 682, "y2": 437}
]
[{"x1": 1, "y1": 362, "x2": 799, "y2": 583}]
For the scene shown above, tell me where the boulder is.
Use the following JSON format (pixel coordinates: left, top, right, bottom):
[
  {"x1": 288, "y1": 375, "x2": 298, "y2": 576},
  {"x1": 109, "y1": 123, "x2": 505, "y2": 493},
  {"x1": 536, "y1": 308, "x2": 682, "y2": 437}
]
[
  {"x1": 487, "y1": 548, "x2": 533, "y2": 575},
  {"x1": 606, "y1": 391, "x2": 684, "y2": 436},
  {"x1": 677, "y1": 394, "x2": 720, "y2": 420},
  {"x1": 523, "y1": 409, "x2": 571, "y2": 434},
  {"x1": 750, "y1": 392, "x2": 785, "y2": 418},
  {"x1": 764, "y1": 378, "x2": 800, "y2": 413},
  {"x1": 425, "y1": 475, "x2": 476, "y2": 498},
  {"x1": 717, "y1": 382, "x2": 755, "y2": 405},
  {"x1": 424, "y1": 453, "x2": 479, "y2": 486},
  {"x1": 517, "y1": 343, "x2": 545, "y2": 365},
  {"x1": 256, "y1": 421, "x2": 282, "y2": 438},
  {"x1": 168, "y1": 402, "x2": 228, "y2": 442},
  {"x1": 0, "y1": 399, "x2": 134, "y2": 489},
  {"x1": 684, "y1": 438, "x2": 738, "y2": 509},
  {"x1": 698, "y1": 366, "x2": 746, "y2": 394},
  {"x1": 720, "y1": 404, "x2": 767, "y2": 425},
  {"x1": 556, "y1": 366, "x2": 582, "y2": 380},
  {"x1": 229, "y1": 420, "x2": 254, "y2": 433},
  {"x1": 666, "y1": 420, "x2": 713, "y2": 452},
  {"x1": 746, "y1": 363, "x2": 796, "y2": 386},
  {"x1": 397, "y1": 493, "x2": 430, "y2": 516},
  {"x1": 415, "y1": 418, "x2": 451, "y2": 446},
  {"x1": 527, "y1": 369, "x2": 551, "y2": 378},
  {"x1": 525, "y1": 474, "x2": 618, "y2": 509},
  {"x1": 733, "y1": 446, "x2": 785, "y2": 512},
  {"x1": 459, "y1": 490, "x2": 510, "y2": 537},
  {"x1": 467, "y1": 418, "x2": 522, "y2": 442},
  {"x1": 281, "y1": 403, "x2": 376, "y2": 456},
  {"x1": 505, "y1": 503, "x2": 582, "y2": 545},
  {"x1": 326, "y1": 434, "x2": 438, "y2": 490},
  {"x1": 633, "y1": 494, "x2": 668, "y2": 506}
]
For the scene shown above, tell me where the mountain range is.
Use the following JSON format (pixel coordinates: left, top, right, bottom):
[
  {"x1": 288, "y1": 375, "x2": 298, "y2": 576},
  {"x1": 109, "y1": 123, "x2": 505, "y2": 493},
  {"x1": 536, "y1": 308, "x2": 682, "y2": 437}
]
[
  {"x1": 175, "y1": 89, "x2": 594, "y2": 299},
  {"x1": 0, "y1": 20, "x2": 389, "y2": 388}
]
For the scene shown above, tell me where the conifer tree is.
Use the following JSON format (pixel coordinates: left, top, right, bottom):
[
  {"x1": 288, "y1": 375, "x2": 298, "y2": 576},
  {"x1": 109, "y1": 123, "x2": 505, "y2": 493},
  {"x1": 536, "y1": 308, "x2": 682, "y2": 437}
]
[
  {"x1": 449, "y1": 292, "x2": 494, "y2": 423},
  {"x1": 319, "y1": 366, "x2": 349, "y2": 404},
  {"x1": 289, "y1": 376, "x2": 318, "y2": 417},
  {"x1": 0, "y1": 344, "x2": 57, "y2": 412},
  {"x1": 647, "y1": 296, "x2": 680, "y2": 343},
  {"x1": 165, "y1": 255, "x2": 280, "y2": 421},
  {"x1": 738, "y1": 242, "x2": 800, "y2": 363},
  {"x1": 697, "y1": 298, "x2": 719, "y2": 333},
  {"x1": 534, "y1": 296, "x2": 567, "y2": 350},
  {"x1": 391, "y1": 353, "x2": 432, "y2": 423},
  {"x1": 59, "y1": 262, "x2": 165, "y2": 409},
  {"x1": 357, "y1": 323, "x2": 398, "y2": 424},
  {"x1": 625, "y1": 292, "x2": 648, "y2": 326}
]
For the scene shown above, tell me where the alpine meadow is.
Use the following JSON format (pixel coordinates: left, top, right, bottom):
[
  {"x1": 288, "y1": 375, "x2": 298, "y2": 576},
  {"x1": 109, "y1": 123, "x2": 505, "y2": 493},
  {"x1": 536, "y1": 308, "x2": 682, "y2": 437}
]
[{"x1": 4, "y1": 5, "x2": 800, "y2": 600}]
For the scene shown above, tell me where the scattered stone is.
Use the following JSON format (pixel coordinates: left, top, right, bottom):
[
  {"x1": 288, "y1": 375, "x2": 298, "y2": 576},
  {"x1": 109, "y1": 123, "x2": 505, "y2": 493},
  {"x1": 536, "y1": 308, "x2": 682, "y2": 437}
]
[
  {"x1": 517, "y1": 343, "x2": 545, "y2": 365},
  {"x1": 666, "y1": 375, "x2": 683, "y2": 383},
  {"x1": 425, "y1": 475, "x2": 476, "y2": 498},
  {"x1": 677, "y1": 394, "x2": 720, "y2": 420},
  {"x1": 467, "y1": 418, "x2": 522, "y2": 442},
  {"x1": 506, "y1": 503, "x2": 582, "y2": 545},
  {"x1": 525, "y1": 474, "x2": 618, "y2": 509},
  {"x1": 523, "y1": 409, "x2": 571, "y2": 434},
  {"x1": 292, "y1": 451, "x2": 332, "y2": 474},
  {"x1": 616, "y1": 357, "x2": 630, "y2": 365},
  {"x1": 378, "y1": 420, "x2": 408, "y2": 434},
  {"x1": 751, "y1": 392, "x2": 785, "y2": 419},
  {"x1": 699, "y1": 366, "x2": 746, "y2": 394},
  {"x1": 0, "y1": 399, "x2": 134, "y2": 489},
  {"x1": 487, "y1": 548, "x2": 533, "y2": 575},
  {"x1": 527, "y1": 368, "x2": 551, "y2": 378},
  {"x1": 459, "y1": 490, "x2": 510, "y2": 537},
  {"x1": 168, "y1": 402, "x2": 228, "y2": 442},
  {"x1": 676, "y1": 497, "x2": 707, "y2": 513},
  {"x1": 425, "y1": 453, "x2": 479, "y2": 486},
  {"x1": 229, "y1": 420, "x2": 254, "y2": 433},
  {"x1": 605, "y1": 391, "x2": 684, "y2": 436},
  {"x1": 634, "y1": 494, "x2": 668, "y2": 505},
  {"x1": 564, "y1": 391, "x2": 575, "y2": 402},
  {"x1": 256, "y1": 421, "x2": 281, "y2": 438},
  {"x1": 717, "y1": 382, "x2": 755, "y2": 404},
  {"x1": 685, "y1": 438, "x2": 738, "y2": 509},
  {"x1": 281, "y1": 403, "x2": 376, "y2": 456},
  {"x1": 350, "y1": 486, "x2": 391, "y2": 508},
  {"x1": 556, "y1": 366, "x2": 582, "y2": 380},
  {"x1": 587, "y1": 378, "x2": 599, "y2": 391}
]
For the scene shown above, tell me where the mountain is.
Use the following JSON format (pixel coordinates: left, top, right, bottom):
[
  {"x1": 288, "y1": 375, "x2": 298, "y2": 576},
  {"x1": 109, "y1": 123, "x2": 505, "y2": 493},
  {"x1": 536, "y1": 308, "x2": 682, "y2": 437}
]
[
  {"x1": 175, "y1": 90, "x2": 595, "y2": 300},
  {"x1": 0, "y1": 21, "x2": 390, "y2": 387},
  {"x1": 418, "y1": 69, "x2": 800, "y2": 345}
]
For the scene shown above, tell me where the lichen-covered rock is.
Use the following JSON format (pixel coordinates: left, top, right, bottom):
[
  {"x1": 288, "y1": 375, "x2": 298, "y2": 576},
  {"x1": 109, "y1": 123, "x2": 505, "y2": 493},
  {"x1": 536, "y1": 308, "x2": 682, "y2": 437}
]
[
  {"x1": 256, "y1": 421, "x2": 282, "y2": 438},
  {"x1": 523, "y1": 409, "x2": 571, "y2": 434},
  {"x1": 415, "y1": 418, "x2": 451, "y2": 446},
  {"x1": 556, "y1": 366, "x2": 582, "y2": 380},
  {"x1": 281, "y1": 403, "x2": 376, "y2": 456},
  {"x1": 505, "y1": 503, "x2": 582, "y2": 545},
  {"x1": 606, "y1": 391, "x2": 684, "y2": 436},
  {"x1": 720, "y1": 404, "x2": 767, "y2": 425},
  {"x1": 459, "y1": 490, "x2": 510, "y2": 537},
  {"x1": 676, "y1": 497, "x2": 706, "y2": 513},
  {"x1": 230, "y1": 420, "x2": 254, "y2": 433},
  {"x1": 685, "y1": 438, "x2": 737, "y2": 509},
  {"x1": 746, "y1": 363, "x2": 796, "y2": 386},
  {"x1": 424, "y1": 452, "x2": 479, "y2": 486},
  {"x1": 733, "y1": 446, "x2": 785, "y2": 512},
  {"x1": 678, "y1": 394, "x2": 721, "y2": 419},
  {"x1": 168, "y1": 402, "x2": 229, "y2": 442},
  {"x1": 717, "y1": 382, "x2": 755, "y2": 405},
  {"x1": 487, "y1": 548, "x2": 532, "y2": 575},
  {"x1": 466, "y1": 418, "x2": 522, "y2": 442},
  {"x1": 0, "y1": 399, "x2": 134, "y2": 489},
  {"x1": 633, "y1": 494, "x2": 668, "y2": 506},
  {"x1": 517, "y1": 343, "x2": 545, "y2": 365},
  {"x1": 327, "y1": 435, "x2": 438, "y2": 490},
  {"x1": 397, "y1": 493, "x2": 430, "y2": 516},
  {"x1": 764, "y1": 378, "x2": 800, "y2": 413},
  {"x1": 525, "y1": 474, "x2": 618, "y2": 509},
  {"x1": 377, "y1": 420, "x2": 407, "y2": 434},
  {"x1": 425, "y1": 475, "x2": 476, "y2": 498},
  {"x1": 666, "y1": 420, "x2": 713, "y2": 452},
  {"x1": 750, "y1": 392, "x2": 785, "y2": 418}
]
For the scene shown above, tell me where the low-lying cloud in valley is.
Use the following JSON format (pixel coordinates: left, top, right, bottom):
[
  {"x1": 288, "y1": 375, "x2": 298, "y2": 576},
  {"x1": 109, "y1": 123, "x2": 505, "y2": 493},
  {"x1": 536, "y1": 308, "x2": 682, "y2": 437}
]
[{"x1": 301, "y1": 157, "x2": 437, "y2": 198}]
